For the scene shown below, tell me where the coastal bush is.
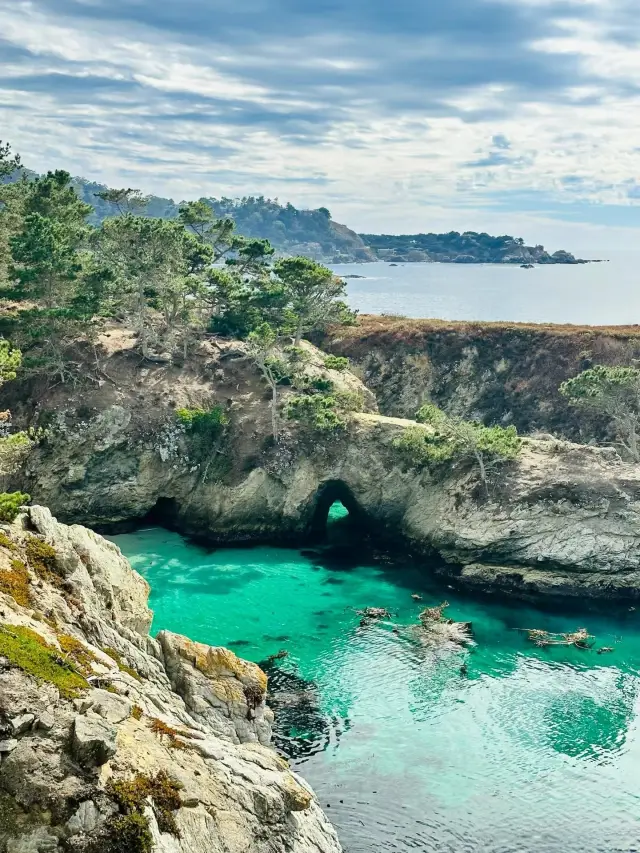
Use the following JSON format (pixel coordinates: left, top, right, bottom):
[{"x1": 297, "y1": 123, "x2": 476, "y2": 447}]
[
  {"x1": 96, "y1": 813, "x2": 153, "y2": 853},
  {"x1": 560, "y1": 365, "x2": 640, "y2": 461},
  {"x1": 394, "y1": 403, "x2": 521, "y2": 492},
  {"x1": 323, "y1": 355, "x2": 349, "y2": 372},
  {"x1": 107, "y1": 770, "x2": 183, "y2": 836},
  {"x1": 0, "y1": 558, "x2": 31, "y2": 606},
  {"x1": 0, "y1": 624, "x2": 89, "y2": 698},
  {"x1": 286, "y1": 393, "x2": 346, "y2": 431},
  {"x1": 25, "y1": 536, "x2": 59, "y2": 584},
  {"x1": 175, "y1": 405, "x2": 228, "y2": 435},
  {"x1": 0, "y1": 491, "x2": 29, "y2": 522}
]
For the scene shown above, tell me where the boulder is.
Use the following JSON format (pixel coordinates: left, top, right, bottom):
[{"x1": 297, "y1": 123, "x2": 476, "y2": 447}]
[{"x1": 71, "y1": 714, "x2": 117, "y2": 769}]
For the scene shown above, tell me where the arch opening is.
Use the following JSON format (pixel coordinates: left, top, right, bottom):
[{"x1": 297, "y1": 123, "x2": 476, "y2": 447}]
[{"x1": 307, "y1": 480, "x2": 365, "y2": 545}]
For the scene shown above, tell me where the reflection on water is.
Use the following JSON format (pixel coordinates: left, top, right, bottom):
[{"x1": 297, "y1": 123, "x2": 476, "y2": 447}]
[{"x1": 113, "y1": 526, "x2": 640, "y2": 853}]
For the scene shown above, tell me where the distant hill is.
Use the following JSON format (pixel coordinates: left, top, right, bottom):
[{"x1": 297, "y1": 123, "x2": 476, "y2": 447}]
[
  {"x1": 6, "y1": 172, "x2": 588, "y2": 265},
  {"x1": 359, "y1": 231, "x2": 590, "y2": 264},
  {"x1": 73, "y1": 181, "x2": 374, "y2": 263}
]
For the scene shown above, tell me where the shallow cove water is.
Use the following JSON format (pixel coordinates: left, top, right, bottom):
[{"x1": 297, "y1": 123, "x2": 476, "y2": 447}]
[{"x1": 113, "y1": 518, "x2": 640, "y2": 853}]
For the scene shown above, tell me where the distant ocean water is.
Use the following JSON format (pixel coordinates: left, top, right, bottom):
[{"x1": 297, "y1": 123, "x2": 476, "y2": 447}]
[{"x1": 331, "y1": 251, "x2": 640, "y2": 325}]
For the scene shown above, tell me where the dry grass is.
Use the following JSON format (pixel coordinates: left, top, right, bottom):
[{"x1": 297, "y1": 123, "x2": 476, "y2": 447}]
[{"x1": 330, "y1": 315, "x2": 640, "y2": 343}]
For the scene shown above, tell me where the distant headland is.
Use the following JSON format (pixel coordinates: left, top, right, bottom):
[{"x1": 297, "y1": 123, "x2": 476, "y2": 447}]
[{"x1": 4, "y1": 170, "x2": 602, "y2": 265}]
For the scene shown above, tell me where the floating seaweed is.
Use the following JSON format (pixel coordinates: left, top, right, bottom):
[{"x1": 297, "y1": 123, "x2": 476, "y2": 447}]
[{"x1": 522, "y1": 627, "x2": 595, "y2": 649}]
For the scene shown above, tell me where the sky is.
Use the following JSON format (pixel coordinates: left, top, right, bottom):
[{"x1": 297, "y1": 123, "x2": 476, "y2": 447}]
[{"x1": 2, "y1": 0, "x2": 640, "y2": 252}]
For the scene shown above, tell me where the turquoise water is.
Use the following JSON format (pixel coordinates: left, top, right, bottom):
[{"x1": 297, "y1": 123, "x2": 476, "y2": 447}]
[{"x1": 113, "y1": 519, "x2": 640, "y2": 853}]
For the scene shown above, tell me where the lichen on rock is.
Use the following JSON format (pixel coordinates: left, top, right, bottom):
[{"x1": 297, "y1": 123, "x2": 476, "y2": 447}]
[{"x1": 0, "y1": 508, "x2": 342, "y2": 853}]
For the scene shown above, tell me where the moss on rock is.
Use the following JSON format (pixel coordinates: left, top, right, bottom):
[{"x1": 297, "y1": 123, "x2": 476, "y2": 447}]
[{"x1": 0, "y1": 624, "x2": 88, "y2": 698}]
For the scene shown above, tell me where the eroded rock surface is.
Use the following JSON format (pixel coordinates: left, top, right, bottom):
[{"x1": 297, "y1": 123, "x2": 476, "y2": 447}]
[
  {"x1": 8, "y1": 337, "x2": 640, "y2": 602},
  {"x1": 0, "y1": 507, "x2": 342, "y2": 853}
]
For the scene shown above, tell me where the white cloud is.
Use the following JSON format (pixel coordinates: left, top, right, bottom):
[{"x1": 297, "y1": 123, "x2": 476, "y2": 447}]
[{"x1": 1, "y1": 0, "x2": 640, "y2": 251}]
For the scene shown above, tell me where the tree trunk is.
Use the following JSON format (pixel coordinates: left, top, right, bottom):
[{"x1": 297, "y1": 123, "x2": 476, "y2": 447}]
[
  {"x1": 474, "y1": 449, "x2": 488, "y2": 496},
  {"x1": 270, "y1": 381, "x2": 279, "y2": 441},
  {"x1": 294, "y1": 317, "x2": 303, "y2": 347}
]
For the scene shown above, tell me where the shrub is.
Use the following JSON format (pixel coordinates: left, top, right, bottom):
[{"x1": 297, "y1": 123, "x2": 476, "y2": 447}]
[
  {"x1": 0, "y1": 558, "x2": 31, "y2": 606},
  {"x1": 286, "y1": 394, "x2": 346, "y2": 431},
  {"x1": 286, "y1": 389, "x2": 363, "y2": 432},
  {"x1": 393, "y1": 425, "x2": 456, "y2": 467},
  {"x1": 0, "y1": 624, "x2": 88, "y2": 698},
  {"x1": 324, "y1": 355, "x2": 349, "y2": 372},
  {"x1": 131, "y1": 704, "x2": 143, "y2": 720},
  {"x1": 57, "y1": 633, "x2": 96, "y2": 675},
  {"x1": 107, "y1": 771, "x2": 183, "y2": 837},
  {"x1": 0, "y1": 492, "x2": 30, "y2": 522},
  {"x1": 96, "y1": 813, "x2": 153, "y2": 853},
  {"x1": 175, "y1": 405, "x2": 228, "y2": 436},
  {"x1": 409, "y1": 402, "x2": 521, "y2": 491},
  {"x1": 25, "y1": 536, "x2": 59, "y2": 585}
]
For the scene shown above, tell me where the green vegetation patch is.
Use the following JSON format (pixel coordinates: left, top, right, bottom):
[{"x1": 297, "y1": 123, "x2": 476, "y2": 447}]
[
  {"x1": 107, "y1": 770, "x2": 183, "y2": 837},
  {"x1": 0, "y1": 558, "x2": 31, "y2": 607},
  {"x1": 0, "y1": 492, "x2": 30, "y2": 523},
  {"x1": 25, "y1": 536, "x2": 60, "y2": 586},
  {"x1": 286, "y1": 389, "x2": 363, "y2": 432},
  {"x1": 323, "y1": 355, "x2": 349, "y2": 372},
  {"x1": 102, "y1": 646, "x2": 143, "y2": 682},
  {"x1": 93, "y1": 813, "x2": 153, "y2": 853},
  {"x1": 0, "y1": 624, "x2": 88, "y2": 698},
  {"x1": 175, "y1": 405, "x2": 228, "y2": 435}
]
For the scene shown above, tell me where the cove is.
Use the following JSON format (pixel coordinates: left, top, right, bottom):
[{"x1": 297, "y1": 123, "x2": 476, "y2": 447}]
[{"x1": 112, "y1": 518, "x2": 640, "y2": 853}]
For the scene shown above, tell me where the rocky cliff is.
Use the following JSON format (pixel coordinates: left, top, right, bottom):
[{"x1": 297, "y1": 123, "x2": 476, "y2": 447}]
[
  {"x1": 0, "y1": 505, "x2": 342, "y2": 853},
  {"x1": 5, "y1": 330, "x2": 640, "y2": 604},
  {"x1": 320, "y1": 316, "x2": 640, "y2": 440}
]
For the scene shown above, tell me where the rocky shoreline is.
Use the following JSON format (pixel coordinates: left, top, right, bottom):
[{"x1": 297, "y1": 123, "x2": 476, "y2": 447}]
[
  {"x1": 0, "y1": 505, "x2": 342, "y2": 853},
  {"x1": 4, "y1": 334, "x2": 640, "y2": 606}
]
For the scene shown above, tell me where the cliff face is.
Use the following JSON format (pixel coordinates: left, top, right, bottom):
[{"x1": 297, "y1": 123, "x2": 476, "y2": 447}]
[
  {"x1": 320, "y1": 317, "x2": 640, "y2": 440},
  {"x1": 6, "y1": 334, "x2": 640, "y2": 604},
  {"x1": 0, "y1": 506, "x2": 342, "y2": 853}
]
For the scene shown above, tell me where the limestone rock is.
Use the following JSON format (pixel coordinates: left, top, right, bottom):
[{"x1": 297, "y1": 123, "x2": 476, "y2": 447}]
[
  {"x1": 0, "y1": 514, "x2": 342, "y2": 853},
  {"x1": 71, "y1": 713, "x2": 117, "y2": 769},
  {"x1": 6, "y1": 827, "x2": 60, "y2": 853},
  {"x1": 10, "y1": 715, "x2": 35, "y2": 736},
  {"x1": 66, "y1": 800, "x2": 100, "y2": 835}
]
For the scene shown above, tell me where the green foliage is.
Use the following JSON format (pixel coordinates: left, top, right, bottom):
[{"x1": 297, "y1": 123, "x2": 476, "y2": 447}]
[
  {"x1": 393, "y1": 425, "x2": 456, "y2": 466},
  {"x1": 285, "y1": 390, "x2": 361, "y2": 432},
  {"x1": 94, "y1": 188, "x2": 149, "y2": 216},
  {"x1": 97, "y1": 813, "x2": 153, "y2": 853},
  {"x1": 0, "y1": 141, "x2": 20, "y2": 178},
  {"x1": 102, "y1": 646, "x2": 143, "y2": 682},
  {"x1": 560, "y1": 365, "x2": 640, "y2": 460},
  {"x1": 273, "y1": 256, "x2": 355, "y2": 344},
  {"x1": 175, "y1": 405, "x2": 228, "y2": 438},
  {"x1": 0, "y1": 340, "x2": 21, "y2": 382},
  {"x1": 0, "y1": 558, "x2": 31, "y2": 606},
  {"x1": 560, "y1": 365, "x2": 640, "y2": 404},
  {"x1": 107, "y1": 771, "x2": 183, "y2": 837},
  {"x1": 25, "y1": 536, "x2": 60, "y2": 585},
  {"x1": 0, "y1": 624, "x2": 89, "y2": 698},
  {"x1": 0, "y1": 491, "x2": 30, "y2": 522},
  {"x1": 402, "y1": 403, "x2": 521, "y2": 490},
  {"x1": 323, "y1": 355, "x2": 349, "y2": 372}
]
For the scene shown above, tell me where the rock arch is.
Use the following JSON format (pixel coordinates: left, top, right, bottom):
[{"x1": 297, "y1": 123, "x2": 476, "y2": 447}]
[{"x1": 307, "y1": 479, "x2": 366, "y2": 541}]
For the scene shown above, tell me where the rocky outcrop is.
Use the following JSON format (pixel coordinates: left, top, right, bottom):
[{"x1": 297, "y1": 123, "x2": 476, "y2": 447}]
[
  {"x1": 6, "y1": 329, "x2": 640, "y2": 603},
  {"x1": 0, "y1": 507, "x2": 341, "y2": 853}
]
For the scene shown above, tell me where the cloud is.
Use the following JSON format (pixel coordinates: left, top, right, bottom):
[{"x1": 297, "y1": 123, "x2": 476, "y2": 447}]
[{"x1": 1, "y1": 0, "x2": 640, "y2": 247}]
